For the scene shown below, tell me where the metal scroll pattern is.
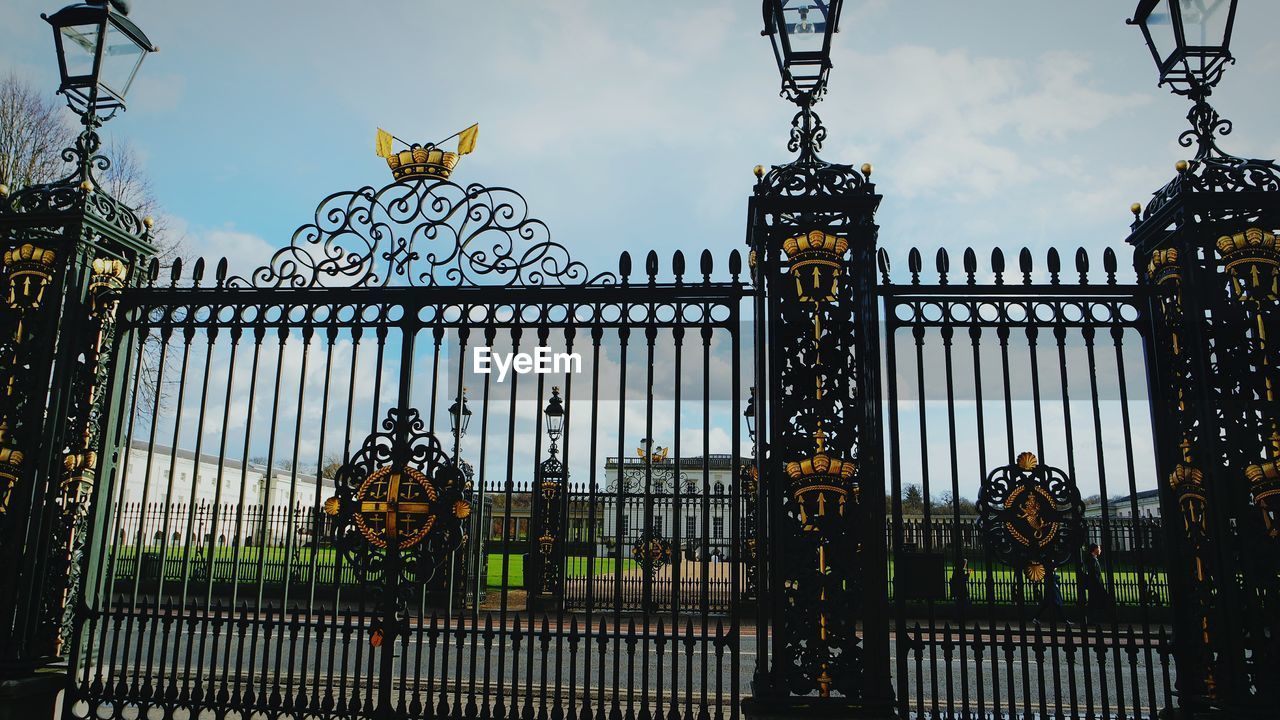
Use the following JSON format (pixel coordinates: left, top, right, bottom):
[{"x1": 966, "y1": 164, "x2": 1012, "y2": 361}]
[
  {"x1": 1147, "y1": 246, "x2": 1221, "y2": 698},
  {"x1": 976, "y1": 452, "x2": 1085, "y2": 580},
  {"x1": 230, "y1": 177, "x2": 616, "y2": 289},
  {"x1": 1143, "y1": 99, "x2": 1280, "y2": 223},
  {"x1": 45, "y1": 256, "x2": 131, "y2": 655},
  {"x1": 4, "y1": 126, "x2": 147, "y2": 238},
  {"x1": 324, "y1": 408, "x2": 470, "y2": 643},
  {"x1": 1213, "y1": 228, "x2": 1280, "y2": 698},
  {"x1": 773, "y1": 229, "x2": 863, "y2": 698}
]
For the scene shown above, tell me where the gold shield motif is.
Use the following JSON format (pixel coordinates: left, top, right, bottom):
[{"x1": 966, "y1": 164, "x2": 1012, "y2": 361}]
[{"x1": 351, "y1": 465, "x2": 439, "y2": 550}]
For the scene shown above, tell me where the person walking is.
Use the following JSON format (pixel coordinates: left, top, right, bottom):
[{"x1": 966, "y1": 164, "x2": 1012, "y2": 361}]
[
  {"x1": 1081, "y1": 543, "x2": 1115, "y2": 625},
  {"x1": 950, "y1": 558, "x2": 971, "y2": 619},
  {"x1": 1032, "y1": 567, "x2": 1070, "y2": 625}
]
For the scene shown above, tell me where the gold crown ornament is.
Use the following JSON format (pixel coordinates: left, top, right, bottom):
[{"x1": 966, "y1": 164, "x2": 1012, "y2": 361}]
[
  {"x1": 3, "y1": 244, "x2": 57, "y2": 309},
  {"x1": 89, "y1": 257, "x2": 130, "y2": 319},
  {"x1": 784, "y1": 452, "x2": 858, "y2": 521},
  {"x1": 376, "y1": 124, "x2": 478, "y2": 183},
  {"x1": 1147, "y1": 248, "x2": 1180, "y2": 285},
  {"x1": 1216, "y1": 228, "x2": 1279, "y2": 270},
  {"x1": 1216, "y1": 228, "x2": 1279, "y2": 301},
  {"x1": 386, "y1": 145, "x2": 460, "y2": 181},
  {"x1": 782, "y1": 230, "x2": 850, "y2": 303}
]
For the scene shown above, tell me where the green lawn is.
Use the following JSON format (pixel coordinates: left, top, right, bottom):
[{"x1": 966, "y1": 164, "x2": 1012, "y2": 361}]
[
  {"x1": 110, "y1": 544, "x2": 1167, "y2": 605},
  {"x1": 485, "y1": 555, "x2": 639, "y2": 589}
]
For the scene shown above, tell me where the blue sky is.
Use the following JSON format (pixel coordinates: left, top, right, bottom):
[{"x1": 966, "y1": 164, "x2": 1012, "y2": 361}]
[
  {"x1": 4, "y1": 1, "x2": 1279, "y2": 277},
  {"x1": 5, "y1": 1, "x2": 1277, "y2": 502}
]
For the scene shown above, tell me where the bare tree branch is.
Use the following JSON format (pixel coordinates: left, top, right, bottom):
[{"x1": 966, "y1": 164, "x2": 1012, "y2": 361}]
[
  {"x1": 1, "y1": 74, "x2": 185, "y2": 416},
  {"x1": 0, "y1": 73, "x2": 71, "y2": 188}
]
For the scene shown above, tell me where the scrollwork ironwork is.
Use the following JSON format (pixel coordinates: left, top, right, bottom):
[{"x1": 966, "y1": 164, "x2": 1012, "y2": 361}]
[
  {"x1": 323, "y1": 407, "x2": 470, "y2": 643},
  {"x1": 232, "y1": 177, "x2": 616, "y2": 289},
  {"x1": 1142, "y1": 96, "x2": 1280, "y2": 223},
  {"x1": 1, "y1": 121, "x2": 148, "y2": 240},
  {"x1": 976, "y1": 453, "x2": 1085, "y2": 578}
]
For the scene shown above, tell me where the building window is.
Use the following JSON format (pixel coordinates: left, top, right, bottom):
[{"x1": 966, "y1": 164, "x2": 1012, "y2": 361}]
[
  {"x1": 652, "y1": 514, "x2": 663, "y2": 534},
  {"x1": 685, "y1": 514, "x2": 697, "y2": 538},
  {"x1": 712, "y1": 516, "x2": 724, "y2": 539},
  {"x1": 620, "y1": 515, "x2": 629, "y2": 537}
]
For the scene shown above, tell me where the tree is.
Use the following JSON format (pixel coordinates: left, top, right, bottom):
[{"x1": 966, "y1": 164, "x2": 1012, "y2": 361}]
[
  {"x1": 2, "y1": 75, "x2": 184, "y2": 415},
  {"x1": 0, "y1": 73, "x2": 67, "y2": 189},
  {"x1": 0, "y1": 74, "x2": 179, "y2": 260},
  {"x1": 902, "y1": 484, "x2": 925, "y2": 514}
]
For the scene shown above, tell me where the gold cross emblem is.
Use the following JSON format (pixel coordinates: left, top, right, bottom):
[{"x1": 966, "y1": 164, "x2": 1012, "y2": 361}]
[{"x1": 352, "y1": 466, "x2": 438, "y2": 549}]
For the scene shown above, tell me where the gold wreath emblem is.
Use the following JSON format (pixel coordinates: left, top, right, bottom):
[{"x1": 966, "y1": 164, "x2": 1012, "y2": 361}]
[{"x1": 351, "y1": 465, "x2": 439, "y2": 550}]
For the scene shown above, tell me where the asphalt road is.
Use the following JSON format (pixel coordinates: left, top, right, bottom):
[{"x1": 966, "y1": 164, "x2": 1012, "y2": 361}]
[{"x1": 69, "y1": 613, "x2": 1172, "y2": 720}]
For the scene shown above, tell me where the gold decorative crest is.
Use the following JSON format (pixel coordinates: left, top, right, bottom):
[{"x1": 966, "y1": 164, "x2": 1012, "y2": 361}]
[{"x1": 351, "y1": 465, "x2": 441, "y2": 550}]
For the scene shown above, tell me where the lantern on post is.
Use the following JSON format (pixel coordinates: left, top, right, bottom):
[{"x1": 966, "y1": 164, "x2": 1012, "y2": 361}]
[
  {"x1": 761, "y1": 1, "x2": 844, "y2": 104},
  {"x1": 43, "y1": 0, "x2": 156, "y2": 118},
  {"x1": 1128, "y1": 0, "x2": 1238, "y2": 97}
]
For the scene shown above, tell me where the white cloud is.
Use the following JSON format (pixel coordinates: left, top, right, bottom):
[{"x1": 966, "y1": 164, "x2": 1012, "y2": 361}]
[{"x1": 195, "y1": 225, "x2": 278, "y2": 277}]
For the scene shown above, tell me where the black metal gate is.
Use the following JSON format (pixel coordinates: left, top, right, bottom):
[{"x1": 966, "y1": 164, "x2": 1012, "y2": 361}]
[
  {"x1": 65, "y1": 177, "x2": 753, "y2": 720},
  {"x1": 880, "y1": 246, "x2": 1174, "y2": 720}
]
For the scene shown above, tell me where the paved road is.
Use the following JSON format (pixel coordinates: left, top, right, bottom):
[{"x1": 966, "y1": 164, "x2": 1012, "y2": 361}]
[{"x1": 71, "y1": 615, "x2": 1171, "y2": 719}]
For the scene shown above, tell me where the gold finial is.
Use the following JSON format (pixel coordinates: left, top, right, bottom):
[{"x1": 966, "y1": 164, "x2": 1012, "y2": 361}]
[
  {"x1": 1016, "y1": 452, "x2": 1039, "y2": 470},
  {"x1": 0, "y1": 184, "x2": 8, "y2": 198},
  {"x1": 143, "y1": 216, "x2": 155, "y2": 229},
  {"x1": 753, "y1": 165, "x2": 765, "y2": 179},
  {"x1": 861, "y1": 163, "x2": 873, "y2": 178},
  {"x1": 79, "y1": 180, "x2": 94, "y2": 193},
  {"x1": 1175, "y1": 160, "x2": 1190, "y2": 173},
  {"x1": 1131, "y1": 203, "x2": 1142, "y2": 217}
]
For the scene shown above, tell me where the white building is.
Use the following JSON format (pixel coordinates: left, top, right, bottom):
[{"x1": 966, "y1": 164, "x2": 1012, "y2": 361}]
[
  {"x1": 113, "y1": 440, "x2": 324, "y2": 547},
  {"x1": 1084, "y1": 488, "x2": 1161, "y2": 519}
]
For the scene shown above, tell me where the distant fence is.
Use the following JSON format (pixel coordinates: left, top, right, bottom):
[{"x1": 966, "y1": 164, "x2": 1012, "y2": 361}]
[
  {"x1": 108, "y1": 502, "x2": 1169, "y2": 608},
  {"x1": 890, "y1": 516, "x2": 1169, "y2": 608}
]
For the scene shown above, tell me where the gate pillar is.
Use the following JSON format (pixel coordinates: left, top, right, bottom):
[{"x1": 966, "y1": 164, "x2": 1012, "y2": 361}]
[
  {"x1": 1127, "y1": 95, "x2": 1280, "y2": 717},
  {"x1": 0, "y1": 121, "x2": 155, "y2": 685},
  {"x1": 744, "y1": 96, "x2": 895, "y2": 718}
]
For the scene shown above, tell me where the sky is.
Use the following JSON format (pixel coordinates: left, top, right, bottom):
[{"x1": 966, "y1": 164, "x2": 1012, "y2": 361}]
[{"x1": 4, "y1": 0, "x2": 1277, "y2": 503}]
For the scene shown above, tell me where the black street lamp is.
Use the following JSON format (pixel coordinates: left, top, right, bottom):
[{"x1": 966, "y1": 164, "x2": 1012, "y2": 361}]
[
  {"x1": 749, "y1": 0, "x2": 891, "y2": 712},
  {"x1": 761, "y1": 1, "x2": 844, "y2": 104},
  {"x1": 744, "y1": 388, "x2": 757, "y2": 445},
  {"x1": 543, "y1": 386, "x2": 564, "y2": 453},
  {"x1": 1129, "y1": 0, "x2": 1237, "y2": 97},
  {"x1": 0, "y1": 1, "x2": 158, "y2": 708},
  {"x1": 448, "y1": 389, "x2": 472, "y2": 440},
  {"x1": 43, "y1": 1, "x2": 157, "y2": 119},
  {"x1": 530, "y1": 387, "x2": 567, "y2": 612},
  {"x1": 1126, "y1": 4, "x2": 1280, "y2": 716}
]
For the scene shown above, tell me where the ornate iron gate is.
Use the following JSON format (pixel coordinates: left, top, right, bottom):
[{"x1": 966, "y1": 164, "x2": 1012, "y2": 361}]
[
  {"x1": 63, "y1": 176, "x2": 753, "y2": 720},
  {"x1": 879, "y1": 246, "x2": 1175, "y2": 720}
]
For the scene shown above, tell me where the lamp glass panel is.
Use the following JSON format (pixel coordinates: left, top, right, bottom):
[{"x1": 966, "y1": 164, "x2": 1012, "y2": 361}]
[
  {"x1": 782, "y1": 1, "x2": 827, "y2": 54},
  {"x1": 99, "y1": 22, "x2": 145, "y2": 99},
  {"x1": 59, "y1": 23, "x2": 100, "y2": 79},
  {"x1": 1179, "y1": 0, "x2": 1230, "y2": 47},
  {"x1": 1142, "y1": 1, "x2": 1179, "y2": 65}
]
